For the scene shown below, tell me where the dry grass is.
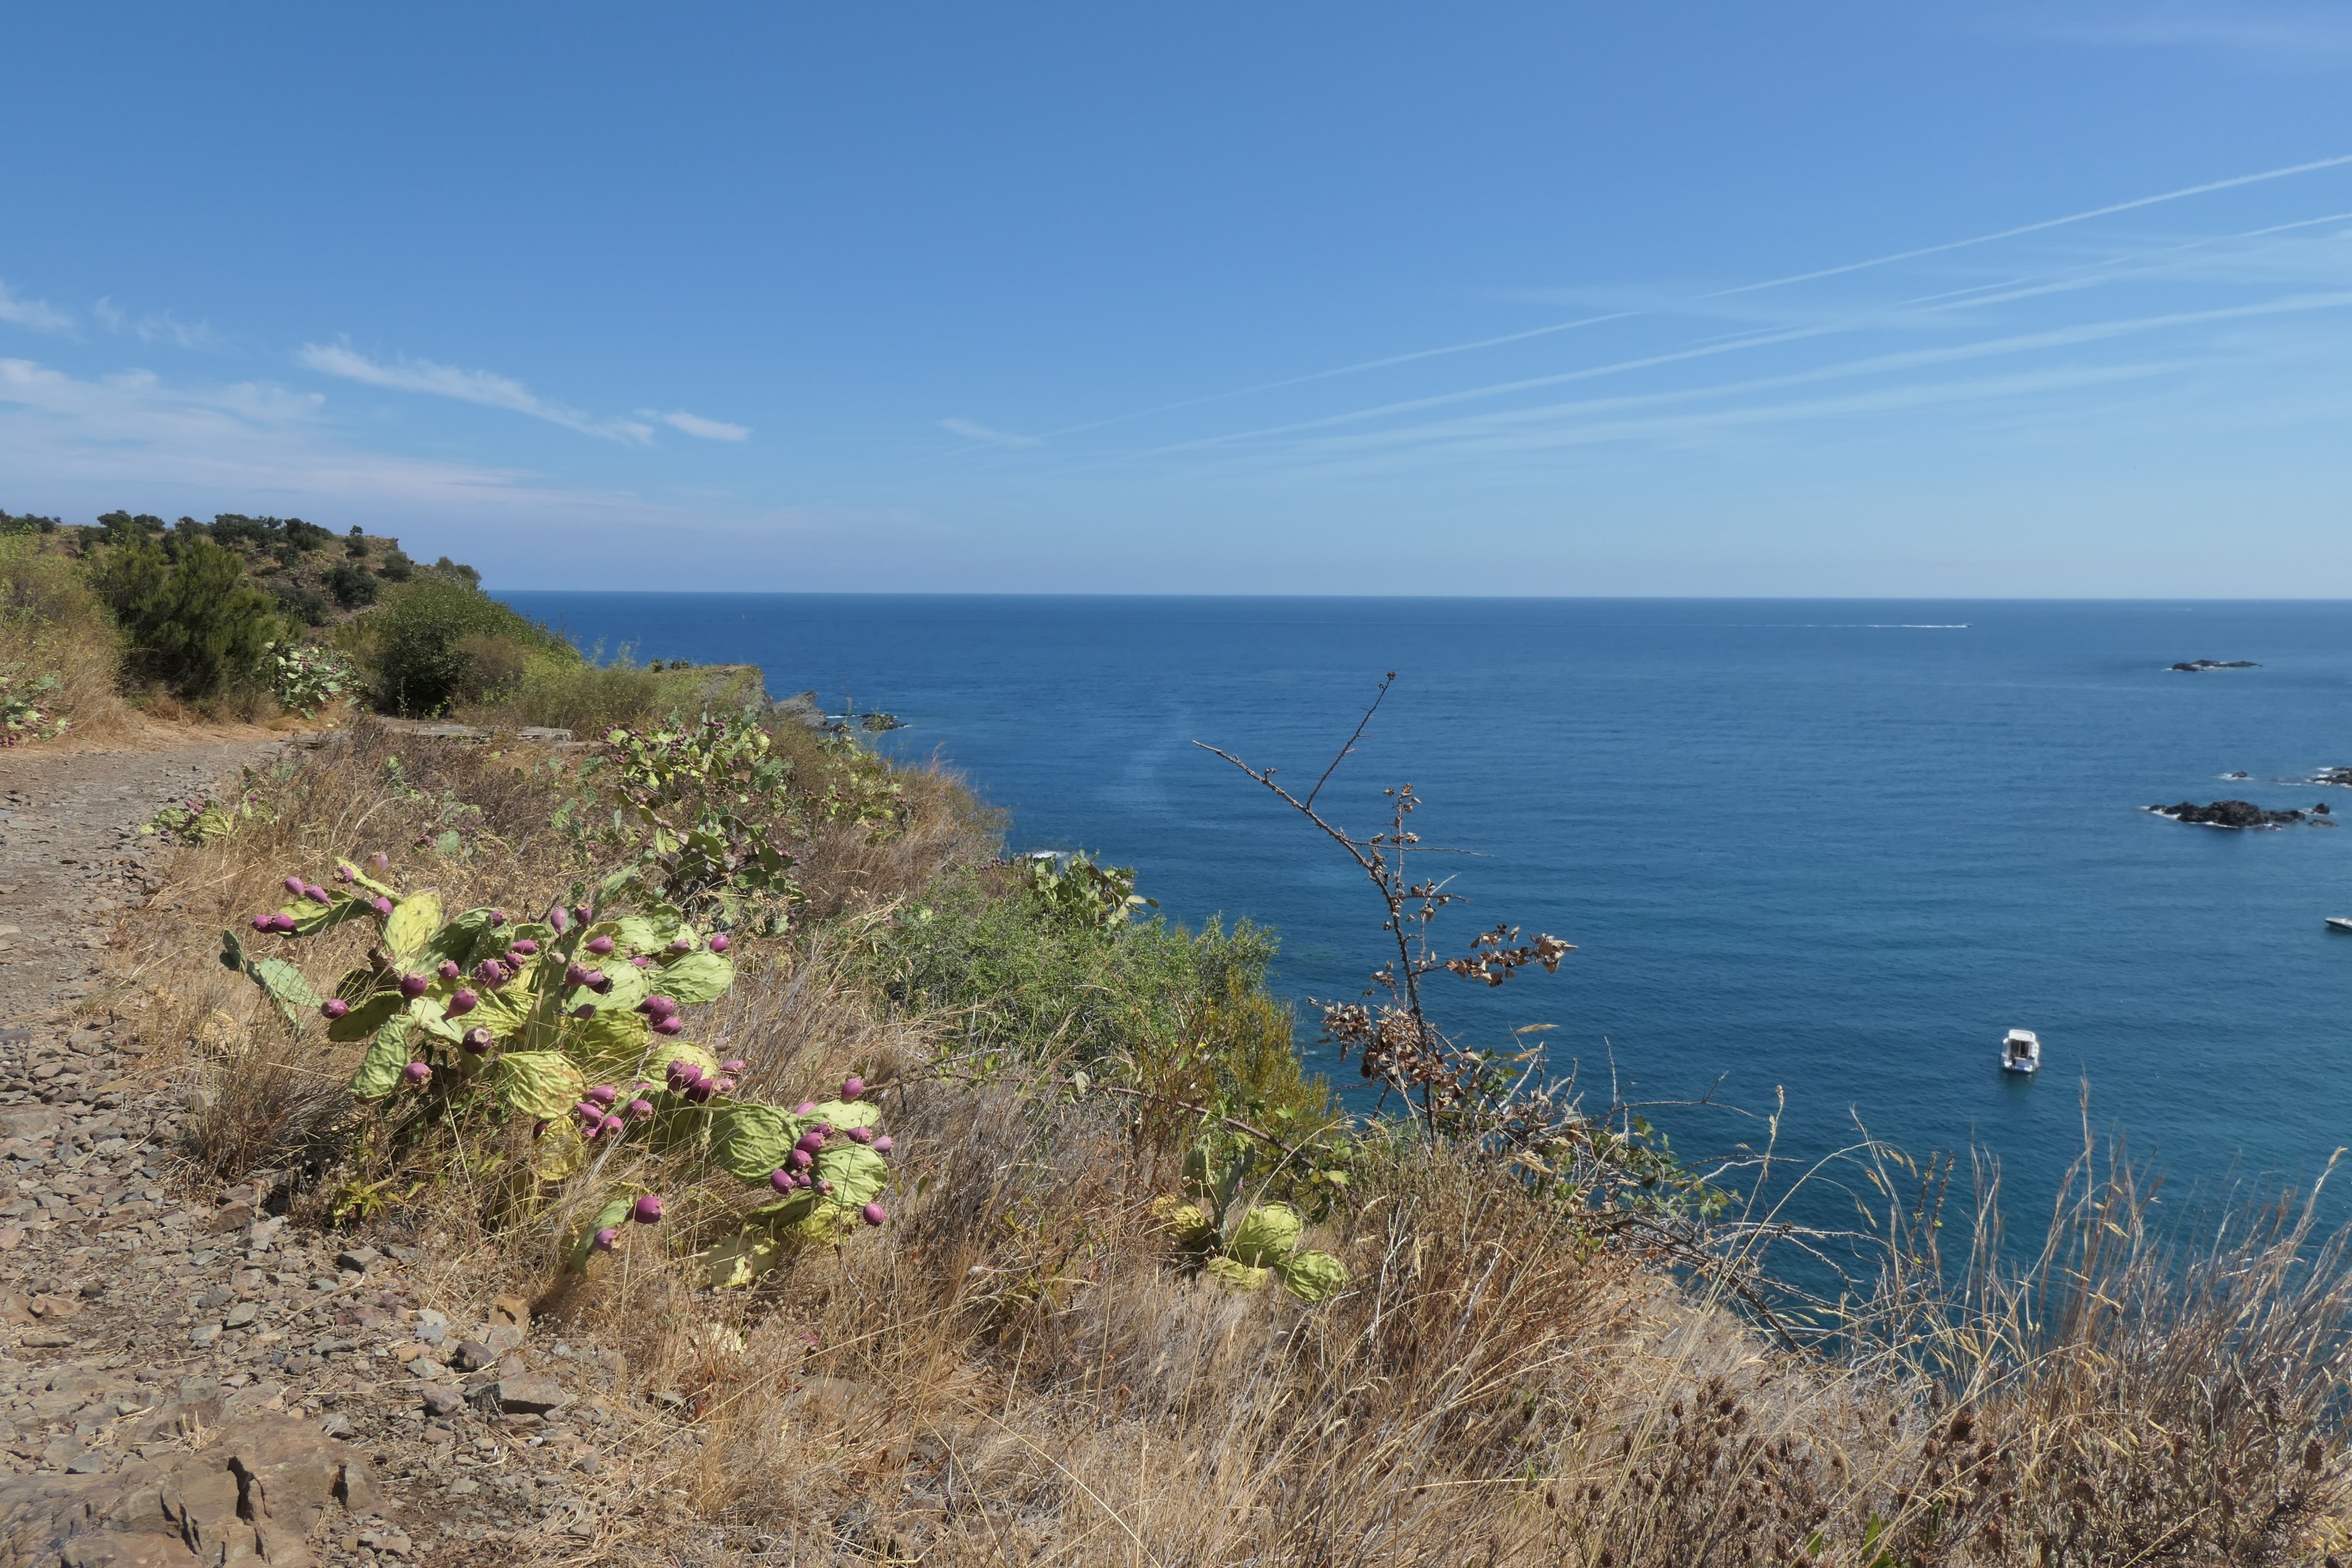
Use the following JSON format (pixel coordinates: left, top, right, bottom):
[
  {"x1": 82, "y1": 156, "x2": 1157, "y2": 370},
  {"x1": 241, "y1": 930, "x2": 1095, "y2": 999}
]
[
  {"x1": 0, "y1": 532, "x2": 133, "y2": 743},
  {"x1": 109, "y1": 726, "x2": 2352, "y2": 1566}
]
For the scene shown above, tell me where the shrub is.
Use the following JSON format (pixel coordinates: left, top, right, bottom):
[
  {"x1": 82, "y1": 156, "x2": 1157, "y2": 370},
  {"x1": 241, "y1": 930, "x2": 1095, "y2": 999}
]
[
  {"x1": 0, "y1": 534, "x2": 124, "y2": 738},
  {"x1": 0, "y1": 510, "x2": 59, "y2": 536},
  {"x1": 343, "y1": 526, "x2": 368, "y2": 558},
  {"x1": 272, "y1": 584, "x2": 333, "y2": 626},
  {"x1": 326, "y1": 560, "x2": 378, "y2": 609},
  {"x1": 355, "y1": 577, "x2": 572, "y2": 716},
  {"x1": 86, "y1": 531, "x2": 281, "y2": 698}
]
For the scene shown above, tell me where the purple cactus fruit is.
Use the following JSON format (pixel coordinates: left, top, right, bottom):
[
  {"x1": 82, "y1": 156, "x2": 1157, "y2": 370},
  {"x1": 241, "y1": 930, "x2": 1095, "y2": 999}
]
[
  {"x1": 587, "y1": 1084, "x2": 617, "y2": 1107},
  {"x1": 600, "y1": 1113, "x2": 623, "y2": 1136},
  {"x1": 721, "y1": 1058, "x2": 747, "y2": 1075},
  {"x1": 841, "y1": 1076, "x2": 866, "y2": 1099},
  {"x1": 474, "y1": 959, "x2": 505, "y2": 987},
  {"x1": 403, "y1": 1061, "x2": 432, "y2": 1086},
  {"x1": 369, "y1": 852, "x2": 389, "y2": 873},
  {"x1": 571, "y1": 1004, "x2": 596, "y2": 1020},
  {"x1": 283, "y1": 875, "x2": 306, "y2": 897},
  {"x1": 795, "y1": 1101, "x2": 818, "y2": 1117},
  {"x1": 334, "y1": 865, "x2": 353, "y2": 883},
  {"x1": 532, "y1": 1118, "x2": 550, "y2": 1138},
  {"x1": 708, "y1": 934, "x2": 730, "y2": 952},
  {"x1": 564, "y1": 962, "x2": 590, "y2": 988},
  {"x1": 573, "y1": 903, "x2": 592, "y2": 925},
  {"x1": 631, "y1": 1194, "x2": 663, "y2": 1224},
  {"x1": 848, "y1": 1125, "x2": 874, "y2": 1145},
  {"x1": 399, "y1": 972, "x2": 428, "y2": 1000},
  {"x1": 438, "y1": 959, "x2": 462, "y2": 981},
  {"x1": 684, "y1": 1079, "x2": 714, "y2": 1104},
  {"x1": 462, "y1": 1026, "x2": 493, "y2": 1053},
  {"x1": 268, "y1": 913, "x2": 298, "y2": 933},
  {"x1": 250, "y1": 914, "x2": 273, "y2": 933},
  {"x1": 446, "y1": 989, "x2": 477, "y2": 1017},
  {"x1": 770, "y1": 1169, "x2": 793, "y2": 1194},
  {"x1": 712, "y1": 1076, "x2": 736, "y2": 1094},
  {"x1": 371, "y1": 897, "x2": 394, "y2": 917},
  {"x1": 510, "y1": 938, "x2": 539, "y2": 956},
  {"x1": 815, "y1": 1179, "x2": 833, "y2": 1196},
  {"x1": 303, "y1": 885, "x2": 331, "y2": 905},
  {"x1": 585, "y1": 935, "x2": 614, "y2": 956},
  {"x1": 652, "y1": 1017, "x2": 684, "y2": 1036},
  {"x1": 488, "y1": 908, "x2": 508, "y2": 925},
  {"x1": 872, "y1": 1136, "x2": 893, "y2": 1154},
  {"x1": 812, "y1": 1122, "x2": 832, "y2": 1138},
  {"x1": 588, "y1": 971, "x2": 612, "y2": 995},
  {"x1": 547, "y1": 905, "x2": 569, "y2": 934},
  {"x1": 641, "y1": 995, "x2": 678, "y2": 1019},
  {"x1": 669, "y1": 936, "x2": 693, "y2": 954},
  {"x1": 861, "y1": 1204, "x2": 886, "y2": 1227},
  {"x1": 576, "y1": 1099, "x2": 604, "y2": 1123},
  {"x1": 321, "y1": 998, "x2": 351, "y2": 1020},
  {"x1": 629, "y1": 955, "x2": 651, "y2": 969},
  {"x1": 592, "y1": 1227, "x2": 619, "y2": 1251},
  {"x1": 626, "y1": 1098, "x2": 652, "y2": 1118},
  {"x1": 796, "y1": 1130, "x2": 824, "y2": 1154},
  {"x1": 788, "y1": 1148, "x2": 813, "y2": 1171}
]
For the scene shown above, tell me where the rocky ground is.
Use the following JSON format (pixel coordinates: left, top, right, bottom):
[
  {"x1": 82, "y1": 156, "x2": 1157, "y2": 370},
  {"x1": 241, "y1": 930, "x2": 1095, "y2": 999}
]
[{"x1": 0, "y1": 744, "x2": 637, "y2": 1567}]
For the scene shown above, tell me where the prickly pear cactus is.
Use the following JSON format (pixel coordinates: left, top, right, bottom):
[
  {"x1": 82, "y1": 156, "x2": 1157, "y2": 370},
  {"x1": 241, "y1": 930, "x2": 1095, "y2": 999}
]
[
  {"x1": 1155, "y1": 1132, "x2": 1347, "y2": 1303},
  {"x1": 224, "y1": 856, "x2": 893, "y2": 1282}
]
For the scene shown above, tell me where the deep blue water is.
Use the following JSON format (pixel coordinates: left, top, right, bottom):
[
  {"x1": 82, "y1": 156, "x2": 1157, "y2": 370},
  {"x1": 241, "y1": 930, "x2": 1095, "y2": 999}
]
[{"x1": 501, "y1": 594, "x2": 2352, "y2": 1232}]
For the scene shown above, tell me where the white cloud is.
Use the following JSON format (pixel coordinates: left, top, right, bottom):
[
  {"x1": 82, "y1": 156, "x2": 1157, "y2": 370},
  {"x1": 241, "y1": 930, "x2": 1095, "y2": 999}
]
[
  {"x1": 940, "y1": 416, "x2": 1042, "y2": 448},
  {"x1": 0, "y1": 355, "x2": 611, "y2": 509},
  {"x1": 0, "y1": 283, "x2": 72, "y2": 335},
  {"x1": 295, "y1": 340, "x2": 656, "y2": 444},
  {"x1": 650, "y1": 409, "x2": 750, "y2": 441},
  {"x1": 91, "y1": 297, "x2": 221, "y2": 352}
]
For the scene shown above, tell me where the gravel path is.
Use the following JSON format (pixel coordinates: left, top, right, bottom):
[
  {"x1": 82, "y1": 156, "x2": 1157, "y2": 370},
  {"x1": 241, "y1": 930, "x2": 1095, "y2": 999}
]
[{"x1": 0, "y1": 743, "x2": 622, "y2": 1565}]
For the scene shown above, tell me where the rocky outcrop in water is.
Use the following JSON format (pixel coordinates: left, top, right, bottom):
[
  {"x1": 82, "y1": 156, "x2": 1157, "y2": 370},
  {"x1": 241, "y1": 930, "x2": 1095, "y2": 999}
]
[
  {"x1": 2149, "y1": 799, "x2": 2330, "y2": 829},
  {"x1": 2168, "y1": 659, "x2": 2260, "y2": 671}
]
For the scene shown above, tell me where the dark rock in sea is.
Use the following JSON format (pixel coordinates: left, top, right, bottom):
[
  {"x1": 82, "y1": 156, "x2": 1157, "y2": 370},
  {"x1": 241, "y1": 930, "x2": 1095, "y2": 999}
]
[
  {"x1": 2306, "y1": 766, "x2": 2352, "y2": 788},
  {"x1": 2167, "y1": 659, "x2": 2261, "y2": 671},
  {"x1": 2223, "y1": 770, "x2": 2249, "y2": 780},
  {"x1": 2150, "y1": 799, "x2": 2308, "y2": 829},
  {"x1": 773, "y1": 689, "x2": 828, "y2": 731}
]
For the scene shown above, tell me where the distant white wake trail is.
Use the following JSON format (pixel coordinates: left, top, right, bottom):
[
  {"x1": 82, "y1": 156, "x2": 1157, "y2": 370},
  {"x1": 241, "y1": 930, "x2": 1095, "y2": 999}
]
[{"x1": 1015, "y1": 150, "x2": 2352, "y2": 446}]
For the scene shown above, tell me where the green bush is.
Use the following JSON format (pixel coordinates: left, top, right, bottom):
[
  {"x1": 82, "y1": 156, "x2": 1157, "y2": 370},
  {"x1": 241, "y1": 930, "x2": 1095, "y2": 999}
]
[
  {"x1": 357, "y1": 578, "x2": 573, "y2": 716},
  {"x1": 879, "y1": 867, "x2": 1328, "y2": 1125},
  {"x1": 327, "y1": 560, "x2": 379, "y2": 609},
  {"x1": 86, "y1": 532, "x2": 280, "y2": 698}
]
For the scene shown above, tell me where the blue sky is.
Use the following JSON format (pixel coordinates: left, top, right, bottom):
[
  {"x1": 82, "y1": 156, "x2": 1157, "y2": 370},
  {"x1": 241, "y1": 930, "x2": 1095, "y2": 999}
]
[{"x1": 5, "y1": 4, "x2": 2352, "y2": 594}]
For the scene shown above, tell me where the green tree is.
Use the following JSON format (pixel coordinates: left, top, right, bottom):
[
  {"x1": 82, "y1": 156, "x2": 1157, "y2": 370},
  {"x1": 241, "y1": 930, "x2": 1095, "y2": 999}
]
[{"x1": 87, "y1": 533, "x2": 280, "y2": 697}]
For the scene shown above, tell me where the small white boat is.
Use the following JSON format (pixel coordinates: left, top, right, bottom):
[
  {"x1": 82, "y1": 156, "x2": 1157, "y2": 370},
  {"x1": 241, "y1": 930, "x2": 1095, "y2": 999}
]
[
  {"x1": 2001, "y1": 1029, "x2": 2042, "y2": 1075},
  {"x1": 2328, "y1": 917, "x2": 2352, "y2": 934}
]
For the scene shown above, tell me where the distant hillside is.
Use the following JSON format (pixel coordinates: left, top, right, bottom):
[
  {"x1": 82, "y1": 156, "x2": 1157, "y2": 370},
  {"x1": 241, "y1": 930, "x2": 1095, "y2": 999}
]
[{"x1": 1, "y1": 507, "x2": 475, "y2": 629}]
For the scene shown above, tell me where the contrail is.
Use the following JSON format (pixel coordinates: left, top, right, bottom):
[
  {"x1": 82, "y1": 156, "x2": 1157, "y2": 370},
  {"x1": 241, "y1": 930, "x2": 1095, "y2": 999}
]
[
  {"x1": 954, "y1": 150, "x2": 2352, "y2": 454},
  {"x1": 1032, "y1": 310, "x2": 1637, "y2": 440},
  {"x1": 1705, "y1": 152, "x2": 2352, "y2": 297}
]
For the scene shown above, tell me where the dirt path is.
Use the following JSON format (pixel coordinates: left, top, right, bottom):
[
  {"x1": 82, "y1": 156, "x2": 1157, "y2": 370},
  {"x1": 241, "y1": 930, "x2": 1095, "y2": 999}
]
[
  {"x1": 0, "y1": 743, "x2": 460, "y2": 1565},
  {"x1": 0, "y1": 739, "x2": 270, "y2": 1037}
]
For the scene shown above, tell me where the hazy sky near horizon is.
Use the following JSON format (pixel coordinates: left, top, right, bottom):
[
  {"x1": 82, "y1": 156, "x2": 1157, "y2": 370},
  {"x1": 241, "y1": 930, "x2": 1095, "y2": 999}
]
[{"x1": 5, "y1": 5, "x2": 2352, "y2": 595}]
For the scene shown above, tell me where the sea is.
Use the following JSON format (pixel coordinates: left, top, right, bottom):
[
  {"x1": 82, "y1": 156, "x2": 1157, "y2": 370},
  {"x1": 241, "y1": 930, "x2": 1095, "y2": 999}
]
[{"x1": 499, "y1": 594, "x2": 2352, "y2": 1240}]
